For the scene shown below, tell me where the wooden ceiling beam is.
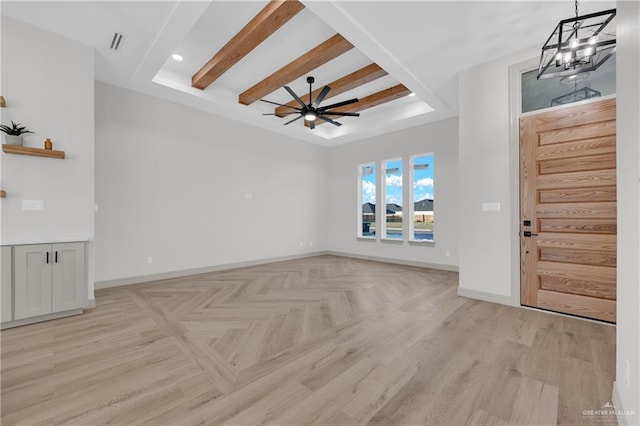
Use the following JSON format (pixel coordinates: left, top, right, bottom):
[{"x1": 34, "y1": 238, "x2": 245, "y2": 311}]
[
  {"x1": 308, "y1": 84, "x2": 411, "y2": 127},
  {"x1": 239, "y1": 33, "x2": 354, "y2": 105},
  {"x1": 192, "y1": 0, "x2": 305, "y2": 90},
  {"x1": 274, "y1": 63, "x2": 388, "y2": 117}
]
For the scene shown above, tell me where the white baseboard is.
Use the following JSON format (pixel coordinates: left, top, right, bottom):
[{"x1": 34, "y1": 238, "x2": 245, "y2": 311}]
[
  {"x1": 94, "y1": 252, "x2": 328, "y2": 290},
  {"x1": 327, "y1": 251, "x2": 459, "y2": 272},
  {"x1": 96, "y1": 251, "x2": 459, "y2": 291},
  {"x1": 612, "y1": 381, "x2": 631, "y2": 426},
  {"x1": 86, "y1": 298, "x2": 96, "y2": 309},
  {"x1": 457, "y1": 287, "x2": 514, "y2": 306}
]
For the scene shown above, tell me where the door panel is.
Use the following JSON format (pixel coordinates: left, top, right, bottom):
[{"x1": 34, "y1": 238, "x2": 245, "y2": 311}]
[
  {"x1": 520, "y1": 98, "x2": 616, "y2": 322},
  {"x1": 52, "y1": 243, "x2": 86, "y2": 312},
  {"x1": 14, "y1": 244, "x2": 52, "y2": 320}
]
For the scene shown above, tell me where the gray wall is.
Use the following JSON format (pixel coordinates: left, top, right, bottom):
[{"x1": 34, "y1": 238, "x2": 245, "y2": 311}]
[
  {"x1": 0, "y1": 17, "x2": 94, "y2": 244},
  {"x1": 94, "y1": 82, "x2": 328, "y2": 284},
  {"x1": 615, "y1": 1, "x2": 640, "y2": 422},
  {"x1": 457, "y1": 45, "x2": 538, "y2": 304},
  {"x1": 326, "y1": 118, "x2": 459, "y2": 268}
]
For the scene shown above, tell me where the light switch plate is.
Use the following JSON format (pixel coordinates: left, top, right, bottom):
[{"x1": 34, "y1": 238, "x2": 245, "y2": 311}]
[{"x1": 21, "y1": 200, "x2": 44, "y2": 211}]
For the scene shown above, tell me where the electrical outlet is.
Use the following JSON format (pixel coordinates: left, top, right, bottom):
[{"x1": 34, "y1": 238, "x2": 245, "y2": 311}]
[
  {"x1": 309, "y1": 241, "x2": 313, "y2": 247},
  {"x1": 445, "y1": 250, "x2": 451, "y2": 257},
  {"x1": 299, "y1": 242, "x2": 304, "y2": 248},
  {"x1": 244, "y1": 192, "x2": 253, "y2": 199},
  {"x1": 146, "y1": 256, "x2": 153, "y2": 265}
]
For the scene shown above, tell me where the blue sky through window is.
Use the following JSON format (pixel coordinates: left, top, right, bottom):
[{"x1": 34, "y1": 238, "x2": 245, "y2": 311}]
[
  {"x1": 361, "y1": 164, "x2": 376, "y2": 204},
  {"x1": 361, "y1": 156, "x2": 434, "y2": 206},
  {"x1": 413, "y1": 154, "x2": 434, "y2": 202},
  {"x1": 385, "y1": 159, "x2": 403, "y2": 206}
]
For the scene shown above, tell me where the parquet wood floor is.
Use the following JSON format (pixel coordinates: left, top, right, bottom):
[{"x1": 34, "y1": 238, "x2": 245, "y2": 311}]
[{"x1": 1, "y1": 255, "x2": 616, "y2": 425}]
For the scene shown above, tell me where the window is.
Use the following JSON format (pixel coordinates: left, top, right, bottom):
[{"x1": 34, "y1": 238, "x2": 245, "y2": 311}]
[
  {"x1": 382, "y1": 159, "x2": 403, "y2": 240},
  {"x1": 358, "y1": 162, "x2": 376, "y2": 238},
  {"x1": 410, "y1": 154, "x2": 434, "y2": 241},
  {"x1": 521, "y1": 54, "x2": 615, "y2": 113}
]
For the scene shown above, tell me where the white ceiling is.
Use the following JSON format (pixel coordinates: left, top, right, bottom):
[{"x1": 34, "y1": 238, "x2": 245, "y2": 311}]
[{"x1": 1, "y1": 0, "x2": 615, "y2": 146}]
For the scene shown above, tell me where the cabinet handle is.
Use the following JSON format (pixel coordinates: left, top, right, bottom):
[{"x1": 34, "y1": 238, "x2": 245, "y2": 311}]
[
  {"x1": 46, "y1": 251, "x2": 49, "y2": 264},
  {"x1": 55, "y1": 251, "x2": 58, "y2": 263}
]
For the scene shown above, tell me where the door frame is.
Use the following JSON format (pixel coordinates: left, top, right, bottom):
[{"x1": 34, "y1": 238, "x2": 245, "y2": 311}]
[{"x1": 508, "y1": 57, "x2": 618, "y2": 308}]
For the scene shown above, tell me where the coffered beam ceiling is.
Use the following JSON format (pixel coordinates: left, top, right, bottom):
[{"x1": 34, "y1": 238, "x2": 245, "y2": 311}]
[
  {"x1": 238, "y1": 33, "x2": 354, "y2": 105},
  {"x1": 307, "y1": 84, "x2": 411, "y2": 126},
  {"x1": 274, "y1": 63, "x2": 388, "y2": 117},
  {"x1": 191, "y1": 0, "x2": 305, "y2": 90}
]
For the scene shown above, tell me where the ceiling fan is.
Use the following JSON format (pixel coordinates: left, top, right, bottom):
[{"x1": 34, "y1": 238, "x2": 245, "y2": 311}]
[{"x1": 260, "y1": 76, "x2": 360, "y2": 129}]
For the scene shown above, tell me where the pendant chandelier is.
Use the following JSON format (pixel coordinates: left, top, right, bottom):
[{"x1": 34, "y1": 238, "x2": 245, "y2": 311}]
[{"x1": 537, "y1": 0, "x2": 616, "y2": 79}]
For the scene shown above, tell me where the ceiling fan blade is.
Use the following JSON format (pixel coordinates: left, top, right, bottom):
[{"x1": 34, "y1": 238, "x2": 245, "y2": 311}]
[
  {"x1": 284, "y1": 115, "x2": 303, "y2": 125},
  {"x1": 318, "y1": 115, "x2": 342, "y2": 127},
  {"x1": 309, "y1": 120, "x2": 315, "y2": 130},
  {"x1": 260, "y1": 99, "x2": 300, "y2": 110},
  {"x1": 319, "y1": 98, "x2": 359, "y2": 111},
  {"x1": 263, "y1": 112, "x2": 297, "y2": 116},
  {"x1": 314, "y1": 86, "x2": 331, "y2": 106},
  {"x1": 322, "y1": 111, "x2": 360, "y2": 117},
  {"x1": 284, "y1": 86, "x2": 307, "y2": 108}
]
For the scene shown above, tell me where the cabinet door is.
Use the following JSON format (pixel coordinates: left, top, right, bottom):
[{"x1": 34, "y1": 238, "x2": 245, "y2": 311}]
[
  {"x1": 52, "y1": 243, "x2": 86, "y2": 312},
  {"x1": 1, "y1": 246, "x2": 12, "y2": 322},
  {"x1": 14, "y1": 244, "x2": 52, "y2": 320}
]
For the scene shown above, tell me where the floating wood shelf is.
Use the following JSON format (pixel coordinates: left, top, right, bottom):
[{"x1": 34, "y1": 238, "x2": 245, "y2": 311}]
[
  {"x1": 0, "y1": 190, "x2": 5, "y2": 198},
  {"x1": 2, "y1": 144, "x2": 65, "y2": 159}
]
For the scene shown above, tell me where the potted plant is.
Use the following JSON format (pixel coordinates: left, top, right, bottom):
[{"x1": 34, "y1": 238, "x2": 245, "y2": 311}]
[{"x1": 1, "y1": 121, "x2": 34, "y2": 146}]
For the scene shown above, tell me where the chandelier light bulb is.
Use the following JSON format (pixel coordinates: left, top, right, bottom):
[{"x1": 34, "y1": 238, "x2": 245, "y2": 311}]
[
  {"x1": 588, "y1": 36, "x2": 598, "y2": 45},
  {"x1": 570, "y1": 39, "x2": 579, "y2": 49}
]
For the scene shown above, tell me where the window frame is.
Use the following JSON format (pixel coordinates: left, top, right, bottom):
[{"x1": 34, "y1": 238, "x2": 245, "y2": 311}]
[
  {"x1": 381, "y1": 158, "x2": 404, "y2": 241},
  {"x1": 409, "y1": 153, "x2": 435, "y2": 243},
  {"x1": 357, "y1": 161, "x2": 377, "y2": 239}
]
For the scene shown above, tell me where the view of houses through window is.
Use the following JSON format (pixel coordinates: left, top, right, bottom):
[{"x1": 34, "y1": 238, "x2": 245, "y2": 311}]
[
  {"x1": 383, "y1": 159, "x2": 403, "y2": 239},
  {"x1": 410, "y1": 153, "x2": 434, "y2": 241},
  {"x1": 358, "y1": 154, "x2": 434, "y2": 242},
  {"x1": 359, "y1": 163, "x2": 376, "y2": 238}
]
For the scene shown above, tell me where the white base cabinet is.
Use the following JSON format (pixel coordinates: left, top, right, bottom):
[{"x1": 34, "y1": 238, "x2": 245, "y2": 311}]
[{"x1": 4, "y1": 242, "x2": 86, "y2": 326}]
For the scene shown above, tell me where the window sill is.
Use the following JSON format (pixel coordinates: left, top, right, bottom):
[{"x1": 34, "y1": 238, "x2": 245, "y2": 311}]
[
  {"x1": 381, "y1": 238, "x2": 403, "y2": 244},
  {"x1": 356, "y1": 236, "x2": 376, "y2": 241},
  {"x1": 409, "y1": 240, "x2": 435, "y2": 247}
]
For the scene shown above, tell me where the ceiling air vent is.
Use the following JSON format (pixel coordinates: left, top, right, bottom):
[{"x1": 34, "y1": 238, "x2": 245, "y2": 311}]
[{"x1": 109, "y1": 32, "x2": 124, "y2": 51}]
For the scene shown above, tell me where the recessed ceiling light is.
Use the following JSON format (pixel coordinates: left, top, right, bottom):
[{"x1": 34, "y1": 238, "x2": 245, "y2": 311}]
[
  {"x1": 408, "y1": 92, "x2": 416, "y2": 97},
  {"x1": 172, "y1": 54, "x2": 183, "y2": 62}
]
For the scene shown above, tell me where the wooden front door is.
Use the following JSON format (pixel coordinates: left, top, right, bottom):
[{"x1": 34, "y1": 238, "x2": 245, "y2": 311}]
[{"x1": 520, "y1": 98, "x2": 616, "y2": 323}]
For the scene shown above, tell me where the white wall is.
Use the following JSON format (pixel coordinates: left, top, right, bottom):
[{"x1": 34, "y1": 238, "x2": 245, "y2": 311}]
[
  {"x1": 94, "y1": 82, "x2": 327, "y2": 284},
  {"x1": 615, "y1": 1, "x2": 640, "y2": 422},
  {"x1": 0, "y1": 17, "x2": 94, "y2": 293},
  {"x1": 458, "y1": 46, "x2": 538, "y2": 304},
  {"x1": 326, "y1": 118, "x2": 458, "y2": 269}
]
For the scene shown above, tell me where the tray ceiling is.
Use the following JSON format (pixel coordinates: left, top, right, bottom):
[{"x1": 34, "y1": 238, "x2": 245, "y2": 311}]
[{"x1": 1, "y1": 0, "x2": 615, "y2": 146}]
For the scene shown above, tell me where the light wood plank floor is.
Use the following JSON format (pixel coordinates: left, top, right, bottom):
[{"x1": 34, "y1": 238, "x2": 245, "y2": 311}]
[{"x1": 1, "y1": 255, "x2": 616, "y2": 425}]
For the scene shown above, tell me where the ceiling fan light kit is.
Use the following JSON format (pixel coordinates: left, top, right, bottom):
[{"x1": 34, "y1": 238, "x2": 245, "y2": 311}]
[
  {"x1": 260, "y1": 76, "x2": 360, "y2": 129},
  {"x1": 537, "y1": 0, "x2": 616, "y2": 80}
]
